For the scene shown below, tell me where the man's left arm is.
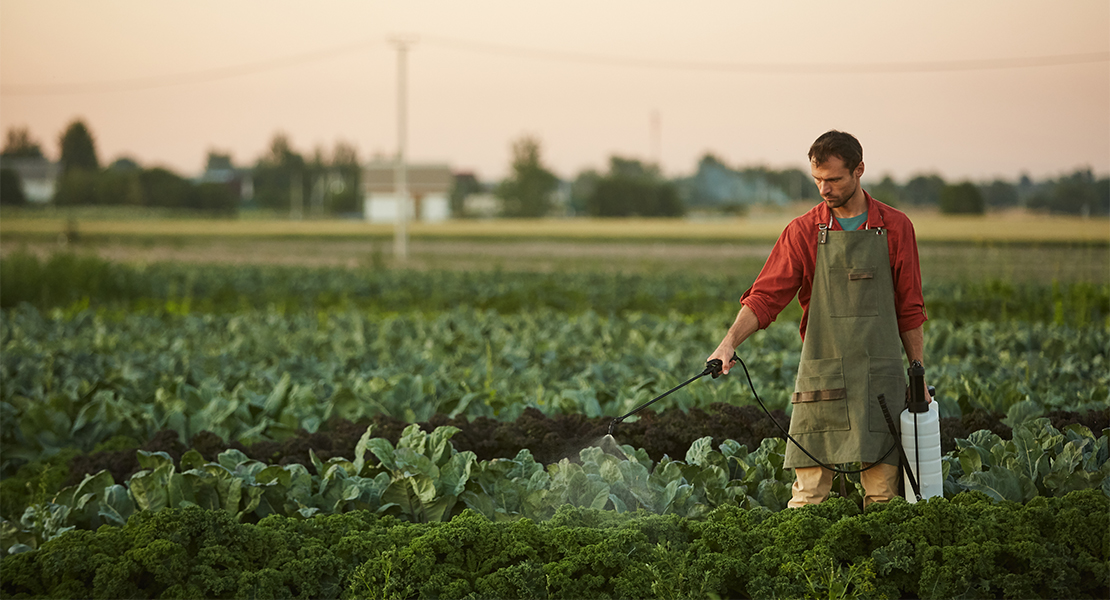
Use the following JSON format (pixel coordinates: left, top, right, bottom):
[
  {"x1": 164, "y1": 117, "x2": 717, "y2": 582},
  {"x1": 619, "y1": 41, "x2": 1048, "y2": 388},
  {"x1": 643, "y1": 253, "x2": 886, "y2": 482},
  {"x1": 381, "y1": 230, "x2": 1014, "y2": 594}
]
[
  {"x1": 900, "y1": 325, "x2": 931, "y2": 403},
  {"x1": 891, "y1": 213, "x2": 930, "y2": 401},
  {"x1": 899, "y1": 326, "x2": 923, "y2": 365}
]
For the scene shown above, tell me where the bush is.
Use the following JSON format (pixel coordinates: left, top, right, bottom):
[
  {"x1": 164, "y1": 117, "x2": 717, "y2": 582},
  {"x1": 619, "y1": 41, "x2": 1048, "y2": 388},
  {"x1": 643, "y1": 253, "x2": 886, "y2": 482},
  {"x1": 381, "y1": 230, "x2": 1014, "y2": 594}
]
[
  {"x1": 0, "y1": 168, "x2": 26, "y2": 206},
  {"x1": 939, "y1": 182, "x2": 985, "y2": 215}
]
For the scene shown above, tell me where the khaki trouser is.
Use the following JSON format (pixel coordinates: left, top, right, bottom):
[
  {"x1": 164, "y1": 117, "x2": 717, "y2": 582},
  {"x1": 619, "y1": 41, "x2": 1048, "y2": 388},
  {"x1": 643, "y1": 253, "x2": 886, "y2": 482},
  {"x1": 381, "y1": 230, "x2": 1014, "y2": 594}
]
[{"x1": 788, "y1": 462, "x2": 900, "y2": 509}]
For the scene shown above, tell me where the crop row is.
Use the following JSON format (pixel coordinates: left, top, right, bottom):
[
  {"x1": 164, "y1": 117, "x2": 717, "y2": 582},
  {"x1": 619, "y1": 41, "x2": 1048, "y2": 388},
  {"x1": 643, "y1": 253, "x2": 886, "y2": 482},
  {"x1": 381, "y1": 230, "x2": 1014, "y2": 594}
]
[
  {"x1": 4, "y1": 489, "x2": 1105, "y2": 599},
  {"x1": 5, "y1": 401, "x2": 1105, "y2": 526},
  {"x1": 3, "y1": 417, "x2": 1107, "y2": 556},
  {"x1": 4, "y1": 489, "x2": 1107, "y2": 599},
  {"x1": 4, "y1": 306, "x2": 1107, "y2": 477},
  {"x1": 2, "y1": 250, "x2": 1108, "y2": 325}
]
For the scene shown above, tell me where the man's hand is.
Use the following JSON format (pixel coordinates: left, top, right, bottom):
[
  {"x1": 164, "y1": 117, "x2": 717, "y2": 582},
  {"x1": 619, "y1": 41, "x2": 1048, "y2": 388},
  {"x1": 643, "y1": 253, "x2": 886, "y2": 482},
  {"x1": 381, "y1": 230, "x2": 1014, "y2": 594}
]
[
  {"x1": 709, "y1": 305, "x2": 760, "y2": 376},
  {"x1": 706, "y1": 349, "x2": 738, "y2": 376}
]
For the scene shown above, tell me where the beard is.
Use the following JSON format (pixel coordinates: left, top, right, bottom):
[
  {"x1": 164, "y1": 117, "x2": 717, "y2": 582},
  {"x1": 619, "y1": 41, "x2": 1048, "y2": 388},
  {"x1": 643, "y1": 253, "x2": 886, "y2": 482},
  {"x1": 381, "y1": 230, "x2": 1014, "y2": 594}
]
[{"x1": 822, "y1": 180, "x2": 859, "y2": 209}]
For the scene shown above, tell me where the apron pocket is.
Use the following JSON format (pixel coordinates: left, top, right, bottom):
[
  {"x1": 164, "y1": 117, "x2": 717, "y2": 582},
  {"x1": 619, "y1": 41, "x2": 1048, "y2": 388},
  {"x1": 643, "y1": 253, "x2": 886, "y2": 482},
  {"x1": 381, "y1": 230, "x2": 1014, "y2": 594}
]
[
  {"x1": 868, "y1": 356, "x2": 907, "y2": 433},
  {"x1": 791, "y1": 357, "x2": 850, "y2": 433},
  {"x1": 827, "y1": 268, "x2": 879, "y2": 317}
]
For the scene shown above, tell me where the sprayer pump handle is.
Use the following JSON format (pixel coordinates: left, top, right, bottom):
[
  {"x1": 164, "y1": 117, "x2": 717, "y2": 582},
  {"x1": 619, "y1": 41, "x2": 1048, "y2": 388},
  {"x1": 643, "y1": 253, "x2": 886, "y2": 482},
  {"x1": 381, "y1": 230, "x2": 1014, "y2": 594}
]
[
  {"x1": 706, "y1": 353, "x2": 741, "y2": 379},
  {"x1": 706, "y1": 359, "x2": 724, "y2": 378}
]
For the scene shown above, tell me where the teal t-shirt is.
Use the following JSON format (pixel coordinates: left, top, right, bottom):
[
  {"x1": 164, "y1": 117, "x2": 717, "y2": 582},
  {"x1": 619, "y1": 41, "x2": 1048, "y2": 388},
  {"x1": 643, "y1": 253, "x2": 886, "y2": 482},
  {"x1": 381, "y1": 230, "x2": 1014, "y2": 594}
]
[{"x1": 836, "y1": 211, "x2": 868, "y2": 231}]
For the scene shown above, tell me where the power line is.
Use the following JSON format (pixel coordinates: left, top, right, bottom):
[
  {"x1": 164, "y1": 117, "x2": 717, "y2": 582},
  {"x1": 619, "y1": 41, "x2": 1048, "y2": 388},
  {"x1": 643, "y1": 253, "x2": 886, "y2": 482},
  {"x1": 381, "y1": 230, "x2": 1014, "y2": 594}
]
[
  {"x1": 2, "y1": 34, "x2": 1106, "y2": 97},
  {"x1": 422, "y1": 35, "x2": 1109, "y2": 74},
  {"x1": 0, "y1": 39, "x2": 383, "y2": 96}
]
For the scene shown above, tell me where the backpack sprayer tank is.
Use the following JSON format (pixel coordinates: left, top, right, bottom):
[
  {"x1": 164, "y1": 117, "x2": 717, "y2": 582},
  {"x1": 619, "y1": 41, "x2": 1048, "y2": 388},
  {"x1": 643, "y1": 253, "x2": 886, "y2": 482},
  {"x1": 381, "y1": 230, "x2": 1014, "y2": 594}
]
[{"x1": 901, "y1": 361, "x2": 942, "y2": 502}]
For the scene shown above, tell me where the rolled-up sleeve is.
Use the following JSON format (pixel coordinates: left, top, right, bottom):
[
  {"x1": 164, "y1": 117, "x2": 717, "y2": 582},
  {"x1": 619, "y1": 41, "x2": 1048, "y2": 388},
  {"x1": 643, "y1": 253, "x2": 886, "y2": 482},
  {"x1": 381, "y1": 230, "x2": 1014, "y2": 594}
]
[
  {"x1": 740, "y1": 222, "x2": 807, "y2": 330},
  {"x1": 889, "y1": 217, "x2": 928, "y2": 332}
]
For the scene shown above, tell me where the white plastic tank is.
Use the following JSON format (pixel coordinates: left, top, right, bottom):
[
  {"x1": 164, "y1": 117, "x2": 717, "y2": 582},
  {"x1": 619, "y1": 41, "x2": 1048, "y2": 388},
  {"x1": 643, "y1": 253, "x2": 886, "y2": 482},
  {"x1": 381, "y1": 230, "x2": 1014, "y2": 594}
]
[{"x1": 901, "y1": 399, "x2": 943, "y2": 502}]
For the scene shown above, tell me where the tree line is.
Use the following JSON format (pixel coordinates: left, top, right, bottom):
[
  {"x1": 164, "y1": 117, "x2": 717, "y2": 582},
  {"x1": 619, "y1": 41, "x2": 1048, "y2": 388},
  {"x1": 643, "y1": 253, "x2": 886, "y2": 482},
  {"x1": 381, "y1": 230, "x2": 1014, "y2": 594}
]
[
  {"x1": 2, "y1": 120, "x2": 1106, "y2": 218},
  {"x1": 474, "y1": 140, "x2": 1109, "y2": 218},
  {"x1": 0, "y1": 120, "x2": 361, "y2": 216}
]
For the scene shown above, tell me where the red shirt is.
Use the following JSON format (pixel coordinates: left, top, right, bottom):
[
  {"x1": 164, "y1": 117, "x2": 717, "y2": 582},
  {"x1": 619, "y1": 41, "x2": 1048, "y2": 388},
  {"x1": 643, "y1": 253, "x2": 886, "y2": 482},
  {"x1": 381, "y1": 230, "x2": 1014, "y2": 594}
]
[{"x1": 740, "y1": 192, "x2": 927, "y2": 340}]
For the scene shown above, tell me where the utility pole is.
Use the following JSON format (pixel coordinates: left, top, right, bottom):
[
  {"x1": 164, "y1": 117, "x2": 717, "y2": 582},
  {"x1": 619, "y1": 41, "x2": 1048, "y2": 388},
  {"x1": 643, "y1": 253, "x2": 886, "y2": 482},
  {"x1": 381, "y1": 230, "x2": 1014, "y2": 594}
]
[{"x1": 390, "y1": 36, "x2": 417, "y2": 261}]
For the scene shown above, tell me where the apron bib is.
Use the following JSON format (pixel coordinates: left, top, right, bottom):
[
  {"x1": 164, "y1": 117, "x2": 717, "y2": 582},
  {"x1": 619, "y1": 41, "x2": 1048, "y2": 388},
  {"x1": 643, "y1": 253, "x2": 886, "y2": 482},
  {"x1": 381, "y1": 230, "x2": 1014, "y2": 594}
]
[{"x1": 784, "y1": 223, "x2": 907, "y2": 469}]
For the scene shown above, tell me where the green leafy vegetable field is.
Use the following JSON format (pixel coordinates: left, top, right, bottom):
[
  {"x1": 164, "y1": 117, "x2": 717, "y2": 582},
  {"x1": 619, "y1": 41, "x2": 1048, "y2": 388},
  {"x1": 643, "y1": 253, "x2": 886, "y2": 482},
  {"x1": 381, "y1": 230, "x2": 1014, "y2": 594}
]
[{"x1": 1, "y1": 250, "x2": 1107, "y2": 598}]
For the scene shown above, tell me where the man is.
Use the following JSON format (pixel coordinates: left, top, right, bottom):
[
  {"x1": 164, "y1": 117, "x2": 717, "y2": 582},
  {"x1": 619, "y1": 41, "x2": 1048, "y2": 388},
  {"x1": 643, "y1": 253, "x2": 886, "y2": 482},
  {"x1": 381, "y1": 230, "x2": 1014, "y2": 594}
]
[{"x1": 707, "y1": 130, "x2": 928, "y2": 508}]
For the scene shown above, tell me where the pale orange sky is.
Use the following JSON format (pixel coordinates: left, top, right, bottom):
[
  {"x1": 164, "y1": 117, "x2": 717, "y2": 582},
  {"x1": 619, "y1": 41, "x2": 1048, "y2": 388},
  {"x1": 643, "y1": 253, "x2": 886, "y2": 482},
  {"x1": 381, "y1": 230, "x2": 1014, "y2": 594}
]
[{"x1": 1, "y1": 0, "x2": 1107, "y2": 183}]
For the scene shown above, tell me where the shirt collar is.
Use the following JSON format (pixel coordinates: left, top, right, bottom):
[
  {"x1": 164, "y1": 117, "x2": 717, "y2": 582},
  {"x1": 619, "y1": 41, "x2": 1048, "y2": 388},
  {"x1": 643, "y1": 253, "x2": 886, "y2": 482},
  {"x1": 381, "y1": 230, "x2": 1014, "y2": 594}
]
[{"x1": 818, "y1": 191, "x2": 885, "y2": 230}]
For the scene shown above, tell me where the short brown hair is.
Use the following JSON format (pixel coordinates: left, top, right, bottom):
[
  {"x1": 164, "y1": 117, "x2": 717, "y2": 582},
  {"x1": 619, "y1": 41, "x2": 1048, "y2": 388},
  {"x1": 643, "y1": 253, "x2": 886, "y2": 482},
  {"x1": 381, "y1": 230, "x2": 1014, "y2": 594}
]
[{"x1": 808, "y1": 130, "x2": 863, "y2": 172}]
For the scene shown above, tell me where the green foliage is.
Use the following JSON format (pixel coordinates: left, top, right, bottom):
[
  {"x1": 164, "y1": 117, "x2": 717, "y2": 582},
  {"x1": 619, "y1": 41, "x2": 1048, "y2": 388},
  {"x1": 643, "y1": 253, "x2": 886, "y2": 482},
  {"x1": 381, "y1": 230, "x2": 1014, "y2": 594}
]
[
  {"x1": 139, "y1": 166, "x2": 194, "y2": 209},
  {"x1": 58, "y1": 119, "x2": 98, "y2": 173},
  {"x1": 3, "y1": 252, "x2": 1106, "y2": 326},
  {"x1": 3, "y1": 490, "x2": 1106, "y2": 599},
  {"x1": 5, "y1": 421, "x2": 1105, "y2": 557},
  {"x1": 0, "y1": 447, "x2": 78, "y2": 521},
  {"x1": 252, "y1": 132, "x2": 306, "y2": 211},
  {"x1": 1026, "y1": 168, "x2": 1109, "y2": 216},
  {"x1": 1, "y1": 278, "x2": 1106, "y2": 476},
  {"x1": 497, "y1": 136, "x2": 559, "y2": 218},
  {"x1": 981, "y1": 179, "x2": 1019, "y2": 208},
  {"x1": 586, "y1": 156, "x2": 684, "y2": 217},
  {"x1": 939, "y1": 181, "x2": 986, "y2": 215},
  {"x1": 0, "y1": 168, "x2": 26, "y2": 206},
  {"x1": 1, "y1": 126, "x2": 44, "y2": 159},
  {"x1": 945, "y1": 418, "x2": 1110, "y2": 501}
]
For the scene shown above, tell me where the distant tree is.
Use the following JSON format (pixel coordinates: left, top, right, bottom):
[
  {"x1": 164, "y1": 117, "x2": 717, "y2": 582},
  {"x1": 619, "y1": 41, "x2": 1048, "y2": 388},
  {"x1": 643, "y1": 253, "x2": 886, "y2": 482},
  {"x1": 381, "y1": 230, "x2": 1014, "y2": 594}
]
[
  {"x1": 569, "y1": 169, "x2": 601, "y2": 216},
  {"x1": 981, "y1": 180, "x2": 1018, "y2": 208},
  {"x1": 903, "y1": 174, "x2": 945, "y2": 206},
  {"x1": 450, "y1": 172, "x2": 483, "y2": 217},
  {"x1": 586, "y1": 156, "x2": 683, "y2": 217},
  {"x1": 939, "y1": 182, "x2": 985, "y2": 215},
  {"x1": 870, "y1": 175, "x2": 902, "y2": 207},
  {"x1": 53, "y1": 170, "x2": 101, "y2": 206},
  {"x1": 140, "y1": 167, "x2": 193, "y2": 209},
  {"x1": 497, "y1": 136, "x2": 558, "y2": 218},
  {"x1": 58, "y1": 119, "x2": 99, "y2": 172},
  {"x1": 1028, "y1": 169, "x2": 1102, "y2": 216},
  {"x1": 0, "y1": 169, "x2": 27, "y2": 206},
  {"x1": 328, "y1": 141, "x2": 361, "y2": 214},
  {"x1": 1096, "y1": 177, "x2": 1110, "y2": 216},
  {"x1": 252, "y1": 133, "x2": 306, "y2": 211},
  {"x1": 97, "y1": 169, "x2": 143, "y2": 205},
  {"x1": 2, "y1": 126, "x2": 45, "y2": 159},
  {"x1": 190, "y1": 182, "x2": 237, "y2": 213},
  {"x1": 109, "y1": 157, "x2": 141, "y2": 172}
]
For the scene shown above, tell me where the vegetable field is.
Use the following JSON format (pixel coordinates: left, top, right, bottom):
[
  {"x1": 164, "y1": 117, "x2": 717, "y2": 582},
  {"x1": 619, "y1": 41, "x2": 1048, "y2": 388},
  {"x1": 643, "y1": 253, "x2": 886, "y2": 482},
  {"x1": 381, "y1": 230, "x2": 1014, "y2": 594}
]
[{"x1": 1, "y1": 242, "x2": 1108, "y2": 599}]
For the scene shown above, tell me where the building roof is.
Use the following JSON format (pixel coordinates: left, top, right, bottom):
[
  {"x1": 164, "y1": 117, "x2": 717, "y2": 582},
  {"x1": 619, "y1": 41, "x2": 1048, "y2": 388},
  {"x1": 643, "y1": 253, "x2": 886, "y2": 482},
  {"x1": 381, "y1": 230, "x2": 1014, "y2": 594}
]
[{"x1": 362, "y1": 160, "x2": 453, "y2": 195}]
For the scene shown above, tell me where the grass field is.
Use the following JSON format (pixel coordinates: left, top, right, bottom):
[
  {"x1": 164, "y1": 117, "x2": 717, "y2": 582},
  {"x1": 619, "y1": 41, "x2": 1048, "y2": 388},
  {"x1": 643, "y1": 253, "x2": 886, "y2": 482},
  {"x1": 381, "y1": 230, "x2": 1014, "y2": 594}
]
[
  {"x1": 2, "y1": 208, "x2": 1109, "y2": 243},
  {"x1": 2, "y1": 209, "x2": 1107, "y2": 283}
]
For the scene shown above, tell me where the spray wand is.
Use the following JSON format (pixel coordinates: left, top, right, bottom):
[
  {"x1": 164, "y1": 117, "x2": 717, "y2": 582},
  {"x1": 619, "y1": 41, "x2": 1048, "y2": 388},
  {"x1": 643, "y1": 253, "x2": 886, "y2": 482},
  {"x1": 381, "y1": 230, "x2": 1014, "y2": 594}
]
[{"x1": 608, "y1": 355, "x2": 733, "y2": 436}]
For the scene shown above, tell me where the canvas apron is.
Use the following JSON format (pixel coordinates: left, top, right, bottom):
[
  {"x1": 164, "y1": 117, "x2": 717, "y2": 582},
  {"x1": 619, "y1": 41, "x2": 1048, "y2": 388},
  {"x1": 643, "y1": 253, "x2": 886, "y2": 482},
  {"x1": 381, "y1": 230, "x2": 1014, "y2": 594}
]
[{"x1": 784, "y1": 223, "x2": 907, "y2": 469}]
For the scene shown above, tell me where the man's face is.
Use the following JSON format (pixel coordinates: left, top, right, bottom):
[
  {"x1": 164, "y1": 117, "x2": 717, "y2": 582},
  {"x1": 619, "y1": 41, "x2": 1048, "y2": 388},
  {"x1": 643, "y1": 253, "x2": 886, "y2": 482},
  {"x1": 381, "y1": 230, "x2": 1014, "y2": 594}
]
[{"x1": 811, "y1": 156, "x2": 863, "y2": 210}]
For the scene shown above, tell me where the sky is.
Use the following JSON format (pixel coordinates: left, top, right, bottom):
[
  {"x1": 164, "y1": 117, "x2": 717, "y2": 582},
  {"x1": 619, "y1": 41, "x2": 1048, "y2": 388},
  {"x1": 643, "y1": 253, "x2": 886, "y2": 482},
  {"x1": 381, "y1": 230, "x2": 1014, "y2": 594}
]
[{"x1": 1, "y1": 1, "x2": 1107, "y2": 183}]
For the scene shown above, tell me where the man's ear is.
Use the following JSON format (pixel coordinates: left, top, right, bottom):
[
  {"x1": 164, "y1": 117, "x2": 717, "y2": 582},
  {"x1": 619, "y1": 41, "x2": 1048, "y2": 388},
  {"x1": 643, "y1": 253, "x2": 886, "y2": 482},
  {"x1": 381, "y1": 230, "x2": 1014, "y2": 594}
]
[{"x1": 855, "y1": 161, "x2": 865, "y2": 179}]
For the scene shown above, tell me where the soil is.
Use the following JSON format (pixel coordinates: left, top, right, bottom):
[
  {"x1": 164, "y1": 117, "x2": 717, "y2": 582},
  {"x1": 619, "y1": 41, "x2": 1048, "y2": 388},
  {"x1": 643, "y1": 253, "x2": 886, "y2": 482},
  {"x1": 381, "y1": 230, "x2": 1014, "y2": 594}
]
[{"x1": 63, "y1": 404, "x2": 1109, "y2": 486}]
